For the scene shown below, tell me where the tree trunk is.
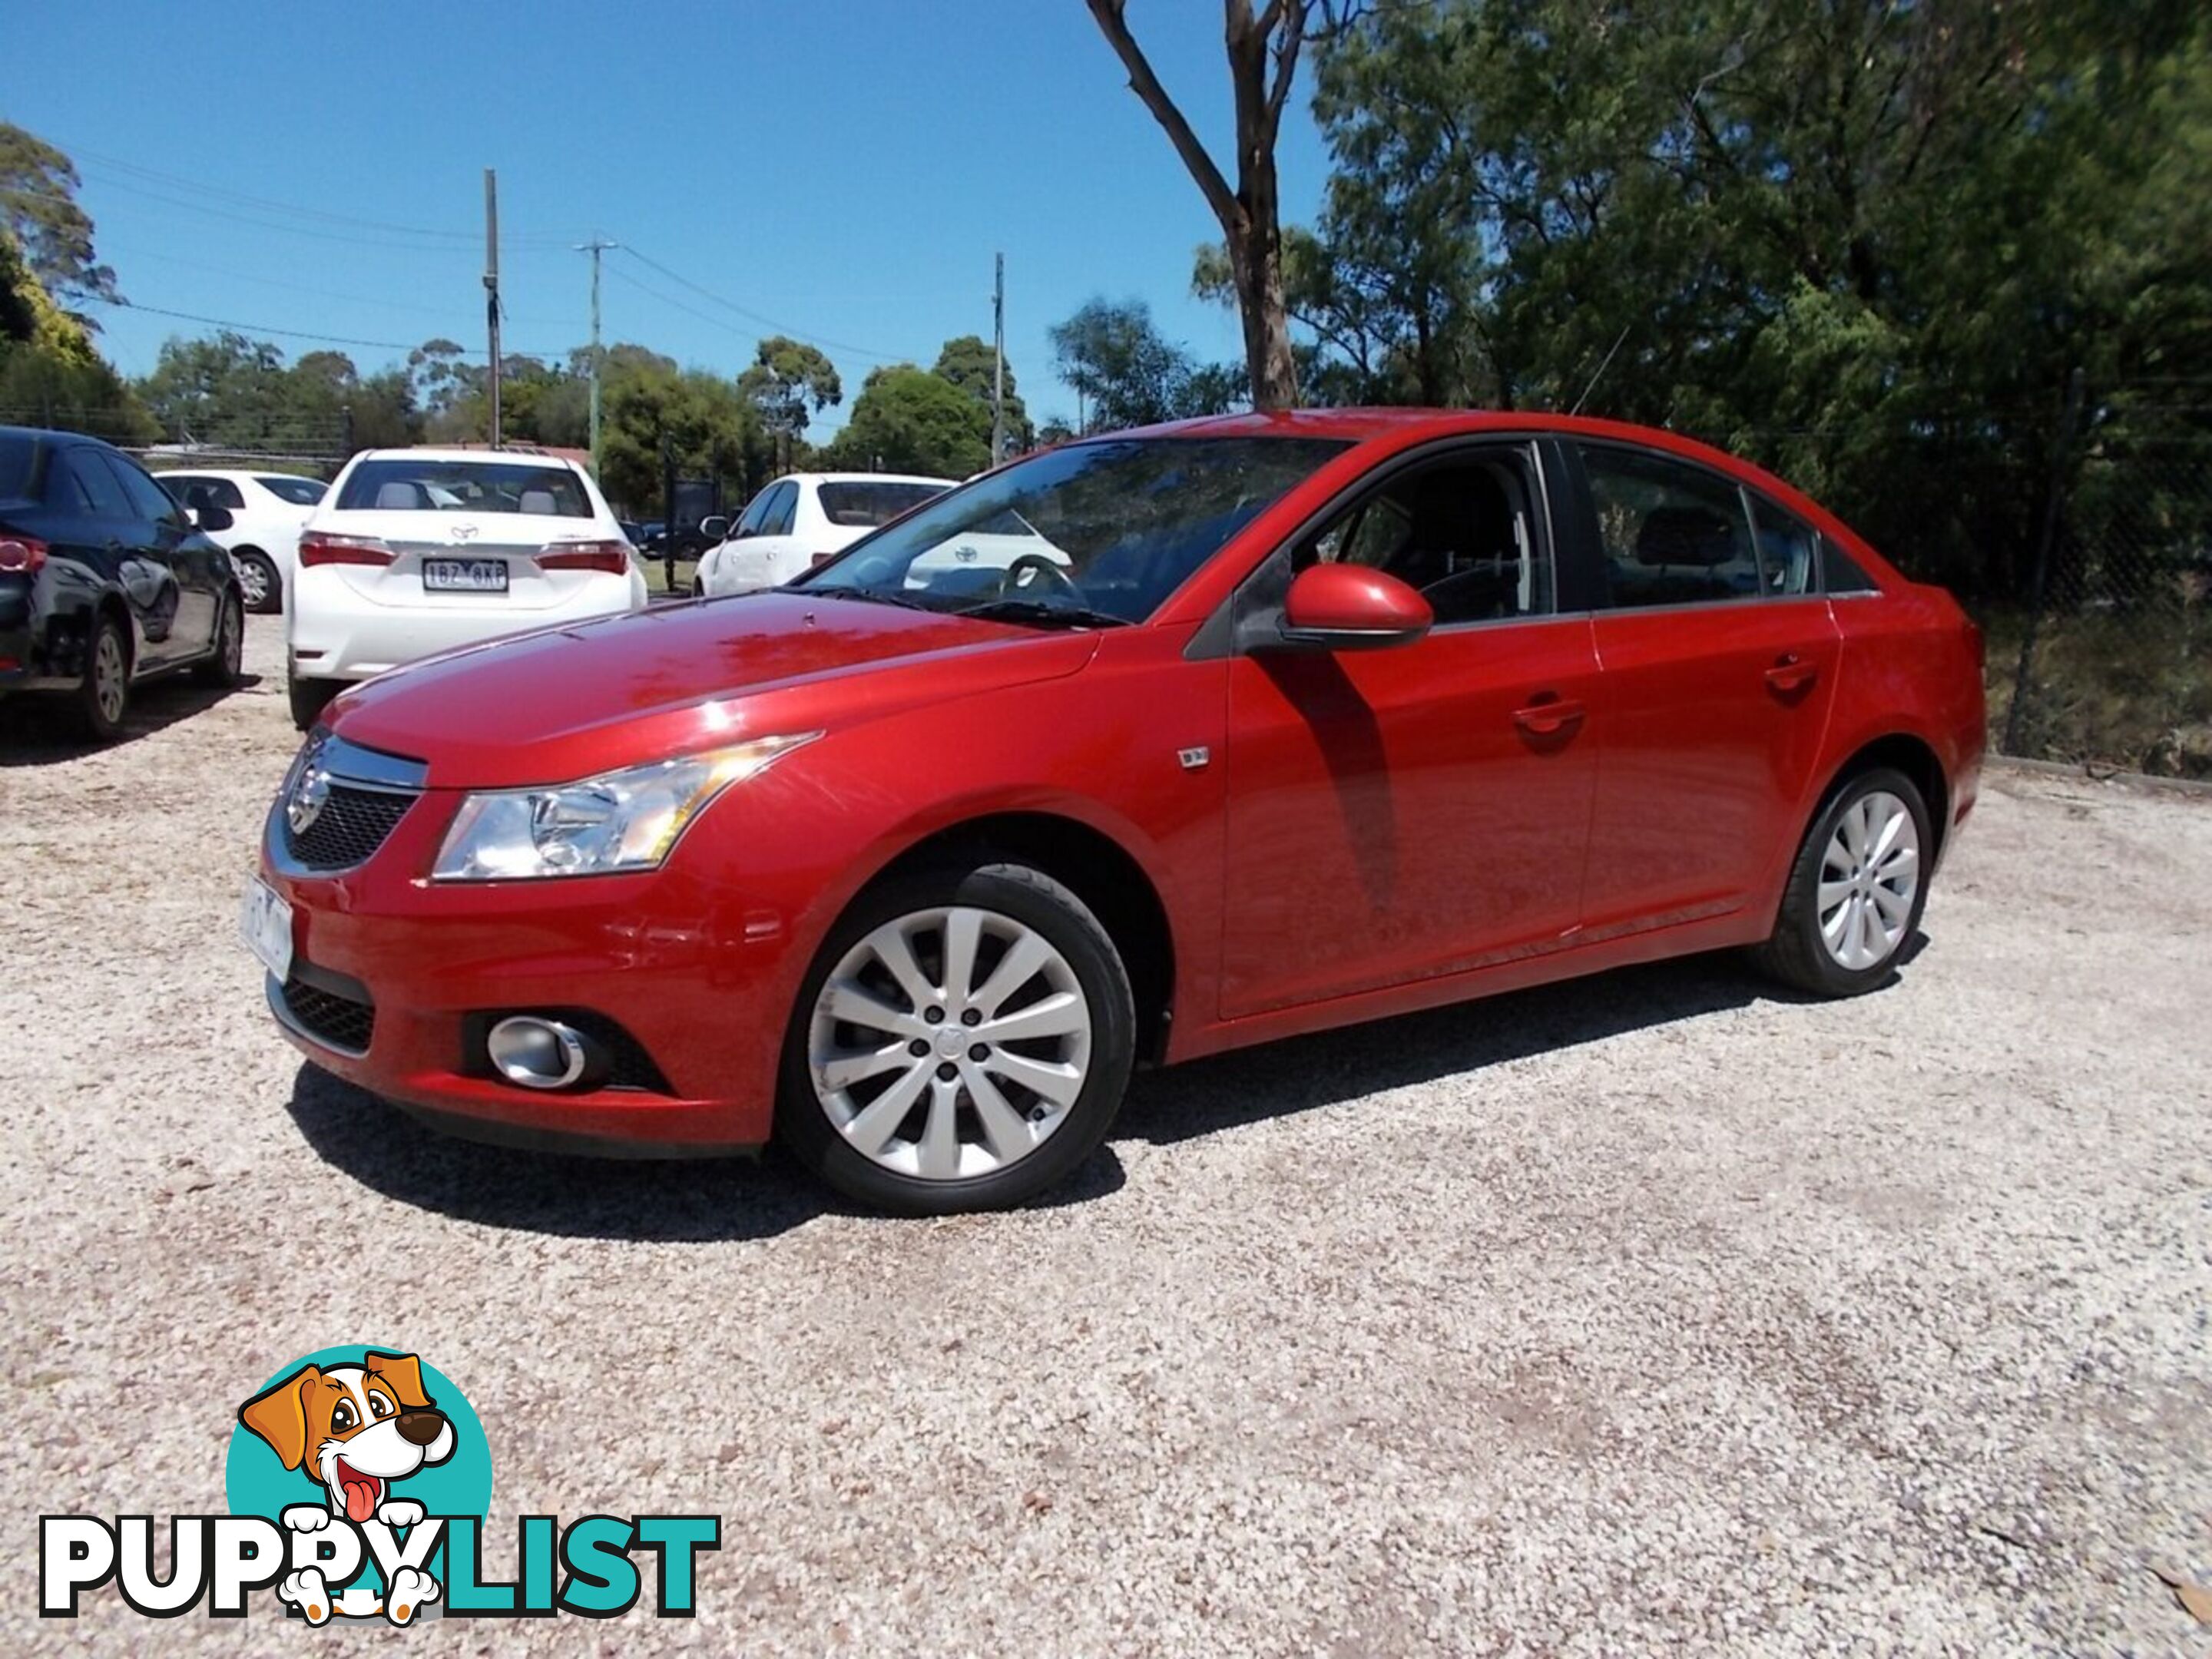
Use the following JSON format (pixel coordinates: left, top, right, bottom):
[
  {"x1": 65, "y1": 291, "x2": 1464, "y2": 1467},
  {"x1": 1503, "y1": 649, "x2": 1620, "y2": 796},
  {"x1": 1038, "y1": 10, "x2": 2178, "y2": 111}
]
[
  {"x1": 1230, "y1": 222, "x2": 1300, "y2": 409},
  {"x1": 1085, "y1": 0, "x2": 1313, "y2": 414}
]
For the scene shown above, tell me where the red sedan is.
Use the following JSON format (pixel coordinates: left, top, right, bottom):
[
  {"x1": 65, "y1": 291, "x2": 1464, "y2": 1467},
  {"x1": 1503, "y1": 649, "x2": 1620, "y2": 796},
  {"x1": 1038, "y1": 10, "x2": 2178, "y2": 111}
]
[{"x1": 246, "y1": 411, "x2": 1985, "y2": 1214}]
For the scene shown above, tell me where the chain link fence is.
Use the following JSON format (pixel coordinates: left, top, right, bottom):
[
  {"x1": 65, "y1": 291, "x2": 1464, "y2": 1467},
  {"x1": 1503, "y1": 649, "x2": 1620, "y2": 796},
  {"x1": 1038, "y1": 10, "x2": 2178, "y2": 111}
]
[{"x1": 1985, "y1": 435, "x2": 2212, "y2": 780}]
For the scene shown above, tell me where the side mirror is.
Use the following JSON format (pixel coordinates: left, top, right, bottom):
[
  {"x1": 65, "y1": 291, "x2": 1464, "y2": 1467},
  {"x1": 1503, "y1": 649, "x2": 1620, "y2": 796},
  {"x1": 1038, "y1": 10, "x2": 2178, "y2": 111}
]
[
  {"x1": 191, "y1": 505, "x2": 235, "y2": 532},
  {"x1": 698, "y1": 515, "x2": 730, "y2": 543},
  {"x1": 1273, "y1": 562, "x2": 1432, "y2": 651}
]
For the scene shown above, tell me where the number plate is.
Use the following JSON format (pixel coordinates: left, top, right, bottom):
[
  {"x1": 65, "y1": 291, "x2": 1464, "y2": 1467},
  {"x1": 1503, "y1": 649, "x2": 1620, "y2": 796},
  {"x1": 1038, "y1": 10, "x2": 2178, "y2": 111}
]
[
  {"x1": 422, "y1": 557, "x2": 509, "y2": 593},
  {"x1": 240, "y1": 876, "x2": 293, "y2": 981}
]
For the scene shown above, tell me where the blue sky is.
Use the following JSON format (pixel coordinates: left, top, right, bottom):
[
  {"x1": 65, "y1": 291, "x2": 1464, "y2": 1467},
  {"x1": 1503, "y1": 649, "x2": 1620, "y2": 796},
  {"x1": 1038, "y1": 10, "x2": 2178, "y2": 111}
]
[{"x1": 2, "y1": 0, "x2": 1336, "y2": 435}]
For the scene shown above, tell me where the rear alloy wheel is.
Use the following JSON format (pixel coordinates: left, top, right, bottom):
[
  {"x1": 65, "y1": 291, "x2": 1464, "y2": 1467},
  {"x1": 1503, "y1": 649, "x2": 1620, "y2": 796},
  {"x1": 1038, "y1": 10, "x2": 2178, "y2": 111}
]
[
  {"x1": 194, "y1": 592, "x2": 245, "y2": 686},
  {"x1": 233, "y1": 549, "x2": 280, "y2": 613},
  {"x1": 287, "y1": 671, "x2": 341, "y2": 733},
  {"x1": 74, "y1": 615, "x2": 130, "y2": 741},
  {"x1": 780, "y1": 862, "x2": 1134, "y2": 1214},
  {"x1": 1754, "y1": 766, "x2": 1931, "y2": 997}
]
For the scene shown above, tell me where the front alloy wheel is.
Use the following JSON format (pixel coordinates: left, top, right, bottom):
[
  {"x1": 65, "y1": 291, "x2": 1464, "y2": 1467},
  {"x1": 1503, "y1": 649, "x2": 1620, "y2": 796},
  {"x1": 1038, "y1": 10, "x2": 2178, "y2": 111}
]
[{"x1": 780, "y1": 862, "x2": 1134, "y2": 1214}]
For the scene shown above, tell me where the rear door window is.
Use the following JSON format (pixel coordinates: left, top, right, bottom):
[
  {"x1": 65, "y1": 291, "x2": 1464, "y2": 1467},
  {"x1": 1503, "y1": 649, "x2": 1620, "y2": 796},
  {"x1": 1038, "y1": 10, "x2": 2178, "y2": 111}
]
[
  {"x1": 63, "y1": 449, "x2": 132, "y2": 518},
  {"x1": 1581, "y1": 444, "x2": 1761, "y2": 608},
  {"x1": 762, "y1": 482, "x2": 799, "y2": 537},
  {"x1": 104, "y1": 453, "x2": 189, "y2": 527}
]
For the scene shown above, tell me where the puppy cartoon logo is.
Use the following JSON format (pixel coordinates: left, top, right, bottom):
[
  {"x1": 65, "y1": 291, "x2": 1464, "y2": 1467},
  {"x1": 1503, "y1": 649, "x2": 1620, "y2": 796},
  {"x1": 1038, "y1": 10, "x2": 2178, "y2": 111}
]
[
  {"x1": 238, "y1": 1351, "x2": 456, "y2": 1624},
  {"x1": 40, "y1": 1343, "x2": 719, "y2": 1625}
]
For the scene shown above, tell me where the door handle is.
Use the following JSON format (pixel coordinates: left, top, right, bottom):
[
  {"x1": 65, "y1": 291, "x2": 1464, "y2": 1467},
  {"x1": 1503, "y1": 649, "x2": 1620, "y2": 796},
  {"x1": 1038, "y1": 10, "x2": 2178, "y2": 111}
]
[
  {"x1": 1512, "y1": 695, "x2": 1585, "y2": 737},
  {"x1": 1765, "y1": 654, "x2": 1819, "y2": 694}
]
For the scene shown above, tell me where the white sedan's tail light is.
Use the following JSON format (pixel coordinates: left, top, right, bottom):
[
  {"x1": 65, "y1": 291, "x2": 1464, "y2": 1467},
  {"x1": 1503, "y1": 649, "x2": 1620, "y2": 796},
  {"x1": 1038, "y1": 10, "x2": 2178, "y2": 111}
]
[
  {"x1": 538, "y1": 539, "x2": 631, "y2": 576},
  {"x1": 299, "y1": 531, "x2": 396, "y2": 568}
]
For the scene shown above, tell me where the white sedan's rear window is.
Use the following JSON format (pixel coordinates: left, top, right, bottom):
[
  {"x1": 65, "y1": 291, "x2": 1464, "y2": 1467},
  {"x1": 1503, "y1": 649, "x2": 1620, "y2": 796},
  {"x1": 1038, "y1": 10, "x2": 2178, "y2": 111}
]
[{"x1": 337, "y1": 460, "x2": 591, "y2": 517}]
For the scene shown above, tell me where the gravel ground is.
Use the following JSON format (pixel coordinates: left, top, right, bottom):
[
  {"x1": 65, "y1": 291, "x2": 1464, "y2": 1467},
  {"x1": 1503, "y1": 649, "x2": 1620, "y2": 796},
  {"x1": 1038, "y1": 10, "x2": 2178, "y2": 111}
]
[{"x1": 2, "y1": 615, "x2": 2208, "y2": 1656}]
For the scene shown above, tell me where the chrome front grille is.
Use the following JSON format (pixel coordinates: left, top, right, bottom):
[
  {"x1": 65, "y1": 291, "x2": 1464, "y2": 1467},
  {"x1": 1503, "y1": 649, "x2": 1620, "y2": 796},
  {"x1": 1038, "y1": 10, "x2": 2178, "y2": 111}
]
[{"x1": 270, "y1": 733, "x2": 429, "y2": 874}]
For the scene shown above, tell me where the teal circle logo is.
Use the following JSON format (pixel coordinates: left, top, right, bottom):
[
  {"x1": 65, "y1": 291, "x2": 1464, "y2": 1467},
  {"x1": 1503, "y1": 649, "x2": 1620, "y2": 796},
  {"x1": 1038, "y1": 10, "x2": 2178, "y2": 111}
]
[{"x1": 226, "y1": 1346, "x2": 491, "y2": 1529}]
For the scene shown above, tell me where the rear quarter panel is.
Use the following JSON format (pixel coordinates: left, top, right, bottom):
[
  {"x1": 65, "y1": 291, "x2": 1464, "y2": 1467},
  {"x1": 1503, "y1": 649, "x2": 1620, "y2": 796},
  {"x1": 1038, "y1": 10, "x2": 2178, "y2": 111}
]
[{"x1": 1819, "y1": 585, "x2": 1986, "y2": 855}]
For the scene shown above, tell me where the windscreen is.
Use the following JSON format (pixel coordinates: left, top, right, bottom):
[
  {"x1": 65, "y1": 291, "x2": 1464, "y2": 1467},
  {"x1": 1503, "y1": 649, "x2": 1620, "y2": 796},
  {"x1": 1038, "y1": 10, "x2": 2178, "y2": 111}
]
[
  {"x1": 799, "y1": 437, "x2": 1346, "y2": 624},
  {"x1": 257, "y1": 475, "x2": 326, "y2": 505},
  {"x1": 336, "y1": 459, "x2": 592, "y2": 517},
  {"x1": 816, "y1": 480, "x2": 948, "y2": 528}
]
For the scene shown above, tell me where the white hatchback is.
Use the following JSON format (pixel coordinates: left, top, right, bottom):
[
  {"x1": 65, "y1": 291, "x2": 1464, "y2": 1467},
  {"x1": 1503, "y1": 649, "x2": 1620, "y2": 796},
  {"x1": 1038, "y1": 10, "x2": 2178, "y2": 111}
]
[
  {"x1": 154, "y1": 468, "x2": 326, "y2": 614},
  {"x1": 286, "y1": 448, "x2": 647, "y2": 730},
  {"x1": 694, "y1": 472, "x2": 952, "y2": 597}
]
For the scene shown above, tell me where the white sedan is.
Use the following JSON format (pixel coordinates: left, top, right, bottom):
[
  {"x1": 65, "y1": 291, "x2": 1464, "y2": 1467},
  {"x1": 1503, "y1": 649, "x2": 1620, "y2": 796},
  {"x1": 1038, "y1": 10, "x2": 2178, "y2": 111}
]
[
  {"x1": 694, "y1": 472, "x2": 952, "y2": 597},
  {"x1": 286, "y1": 447, "x2": 647, "y2": 730},
  {"x1": 154, "y1": 468, "x2": 325, "y2": 614}
]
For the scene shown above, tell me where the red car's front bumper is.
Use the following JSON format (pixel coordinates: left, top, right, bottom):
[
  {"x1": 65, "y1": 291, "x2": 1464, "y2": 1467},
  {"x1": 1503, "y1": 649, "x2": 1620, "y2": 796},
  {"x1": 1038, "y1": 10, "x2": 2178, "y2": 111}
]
[{"x1": 260, "y1": 791, "x2": 794, "y2": 1154}]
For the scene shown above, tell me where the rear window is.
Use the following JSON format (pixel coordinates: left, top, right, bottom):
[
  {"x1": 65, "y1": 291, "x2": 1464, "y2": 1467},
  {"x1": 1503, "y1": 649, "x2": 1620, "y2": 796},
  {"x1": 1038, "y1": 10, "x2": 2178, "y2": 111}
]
[
  {"x1": 0, "y1": 433, "x2": 35, "y2": 500},
  {"x1": 816, "y1": 480, "x2": 947, "y2": 529},
  {"x1": 336, "y1": 459, "x2": 592, "y2": 517},
  {"x1": 257, "y1": 475, "x2": 325, "y2": 505}
]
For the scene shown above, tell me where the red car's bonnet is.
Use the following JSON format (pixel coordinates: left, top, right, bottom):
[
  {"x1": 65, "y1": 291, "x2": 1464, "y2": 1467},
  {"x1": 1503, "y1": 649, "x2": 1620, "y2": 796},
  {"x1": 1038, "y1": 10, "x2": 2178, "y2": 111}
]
[{"x1": 325, "y1": 592, "x2": 1093, "y2": 788}]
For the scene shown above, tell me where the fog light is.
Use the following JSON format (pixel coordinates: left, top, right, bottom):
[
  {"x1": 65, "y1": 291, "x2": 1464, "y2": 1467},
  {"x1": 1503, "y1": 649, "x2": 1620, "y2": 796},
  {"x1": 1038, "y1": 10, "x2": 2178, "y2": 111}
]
[{"x1": 485, "y1": 1016, "x2": 589, "y2": 1090}]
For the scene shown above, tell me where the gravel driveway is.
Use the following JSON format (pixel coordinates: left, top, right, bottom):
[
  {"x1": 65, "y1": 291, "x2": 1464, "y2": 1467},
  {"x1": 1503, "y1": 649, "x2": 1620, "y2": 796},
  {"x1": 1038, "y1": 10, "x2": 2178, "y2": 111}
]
[{"x1": 3, "y1": 616, "x2": 2207, "y2": 1656}]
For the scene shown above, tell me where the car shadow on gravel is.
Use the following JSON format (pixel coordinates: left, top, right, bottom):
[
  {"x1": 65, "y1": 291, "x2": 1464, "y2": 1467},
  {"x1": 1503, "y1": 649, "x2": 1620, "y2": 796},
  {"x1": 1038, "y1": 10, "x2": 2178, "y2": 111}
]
[
  {"x1": 1113, "y1": 948, "x2": 1904, "y2": 1144},
  {"x1": 285, "y1": 945, "x2": 1912, "y2": 1235},
  {"x1": 283, "y1": 1064, "x2": 1126, "y2": 1240},
  {"x1": 0, "y1": 674, "x2": 263, "y2": 763}
]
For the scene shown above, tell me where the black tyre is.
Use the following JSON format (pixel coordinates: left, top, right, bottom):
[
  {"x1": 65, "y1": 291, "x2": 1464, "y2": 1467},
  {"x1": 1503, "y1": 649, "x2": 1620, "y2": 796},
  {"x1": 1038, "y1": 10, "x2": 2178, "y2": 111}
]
[
  {"x1": 72, "y1": 613, "x2": 131, "y2": 741},
  {"x1": 777, "y1": 859, "x2": 1136, "y2": 1215},
  {"x1": 691, "y1": 578, "x2": 706, "y2": 598},
  {"x1": 1753, "y1": 766, "x2": 1932, "y2": 998},
  {"x1": 194, "y1": 591, "x2": 244, "y2": 686},
  {"x1": 287, "y1": 671, "x2": 341, "y2": 733},
  {"x1": 233, "y1": 549, "x2": 281, "y2": 614}
]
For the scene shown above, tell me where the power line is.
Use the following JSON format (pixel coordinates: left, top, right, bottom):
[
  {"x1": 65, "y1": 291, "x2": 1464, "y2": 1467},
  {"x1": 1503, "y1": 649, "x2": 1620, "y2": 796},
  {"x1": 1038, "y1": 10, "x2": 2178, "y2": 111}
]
[
  {"x1": 617, "y1": 246, "x2": 907, "y2": 363},
  {"x1": 97, "y1": 241, "x2": 580, "y2": 326},
  {"x1": 83, "y1": 296, "x2": 571, "y2": 358},
  {"x1": 35, "y1": 138, "x2": 585, "y2": 247}
]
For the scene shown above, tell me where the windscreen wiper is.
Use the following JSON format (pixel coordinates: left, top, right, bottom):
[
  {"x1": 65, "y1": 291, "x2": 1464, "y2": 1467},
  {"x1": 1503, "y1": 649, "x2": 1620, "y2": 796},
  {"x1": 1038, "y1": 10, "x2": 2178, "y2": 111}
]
[
  {"x1": 810, "y1": 586, "x2": 936, "y2": 612},
  {"x1": 955, "y1": 598, "x2": 1131, "y2": 629}
]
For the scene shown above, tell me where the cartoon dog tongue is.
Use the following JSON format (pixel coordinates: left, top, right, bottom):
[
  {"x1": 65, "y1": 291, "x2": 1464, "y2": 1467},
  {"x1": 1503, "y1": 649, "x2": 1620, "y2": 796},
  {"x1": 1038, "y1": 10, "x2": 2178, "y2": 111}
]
[{"x1": 339, "y1": 1469, "x2": 379, "y2": 1522}]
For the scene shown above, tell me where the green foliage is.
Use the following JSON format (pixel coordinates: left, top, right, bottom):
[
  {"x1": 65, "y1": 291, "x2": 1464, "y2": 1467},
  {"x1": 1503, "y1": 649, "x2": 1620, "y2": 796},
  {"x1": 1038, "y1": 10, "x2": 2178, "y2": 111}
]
[
  {"x1": 823, "y1": 364, "x2": 993, "y2": 478},
  {"x1": 736, "y1": 336, "x2": 842, "y2": 445},
  {"x1": 0, "y1": 121, "x2": 119, "y2": 313},
  {"x1": 136, "y1": 330, "x2": 418, "y2": 453},
  {"x1": 1046, "y1": 298, "x2": 1243, "y2": 432},
  {"x1": 1303, "y1": 0, "x2": 2212, "y2": 598},
  {"x1": 599, "y1": 361, "x2": 772, "y2": 516},
  {"x1": 932, "y1": 334, "x2": 1031, "y2": 452},
  {"x1": 0, "y1": 227, "x2": 149, "y2": 440}
]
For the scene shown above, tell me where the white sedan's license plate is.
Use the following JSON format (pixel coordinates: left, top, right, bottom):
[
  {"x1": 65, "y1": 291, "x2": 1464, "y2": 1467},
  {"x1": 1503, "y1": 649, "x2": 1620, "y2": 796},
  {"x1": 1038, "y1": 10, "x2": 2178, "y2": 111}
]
[
  {"x1": 240, "y1": 876, "x2": 293, "y2": 980},
  {"x1": 422, "y1": 557, "x2": 509, "y2": 593}
]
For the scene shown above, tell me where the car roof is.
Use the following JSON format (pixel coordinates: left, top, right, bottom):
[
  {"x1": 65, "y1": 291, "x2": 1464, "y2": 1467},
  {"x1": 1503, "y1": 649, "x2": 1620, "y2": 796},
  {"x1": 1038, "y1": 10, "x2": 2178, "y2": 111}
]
[
  {"x1": 0, "y1": 423, "x2": 118, "y2": 450},
  {"x1": 151, "y1": 466, "x2": 319, "y2": 481},
  {"x1": 1113, "y1": 407, "x2": 1822, "y2": 497},
  {"x1": 781, "y1": 472, "x2": 955, "y2": 488},
  {"x1": 346, "y1": 447, "x2": 588, "y2": 469}
]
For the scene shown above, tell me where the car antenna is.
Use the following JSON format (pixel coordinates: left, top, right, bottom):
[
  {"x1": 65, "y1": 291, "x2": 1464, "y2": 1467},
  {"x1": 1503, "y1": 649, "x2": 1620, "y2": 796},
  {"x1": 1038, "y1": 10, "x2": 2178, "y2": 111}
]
[{"x1": 1569, "y1": 325, "x2": 1632, "y2": 417}]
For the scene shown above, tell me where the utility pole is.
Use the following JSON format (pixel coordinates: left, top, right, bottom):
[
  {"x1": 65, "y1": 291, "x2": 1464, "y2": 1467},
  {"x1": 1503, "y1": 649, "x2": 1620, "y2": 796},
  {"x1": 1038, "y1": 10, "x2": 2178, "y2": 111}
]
[
  {"x1": 576, "y1": 237, "x2": 618, "y2": 478},
  {"x1": 484, "y1": 168, "x2": 502, "y2": 449},
  {"x1": 991, "y1": 252, "x2": 1006, "y2": 465}
]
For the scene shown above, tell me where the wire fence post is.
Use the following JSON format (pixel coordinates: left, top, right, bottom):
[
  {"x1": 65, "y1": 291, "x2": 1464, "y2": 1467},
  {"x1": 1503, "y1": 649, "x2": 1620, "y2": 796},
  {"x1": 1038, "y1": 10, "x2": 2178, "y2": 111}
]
[{"x1": 2004, "y1": 366, "x2": 2086, "y2": 756}]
